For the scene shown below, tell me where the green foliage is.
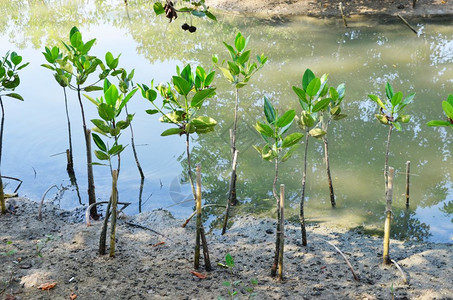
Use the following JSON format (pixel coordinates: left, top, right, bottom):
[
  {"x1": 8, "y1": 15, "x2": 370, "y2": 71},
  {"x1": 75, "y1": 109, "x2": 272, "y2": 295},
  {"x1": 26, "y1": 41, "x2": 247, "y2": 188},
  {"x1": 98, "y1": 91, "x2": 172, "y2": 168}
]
[
  {"x1": 0, "y1": 240, "x2": 17, "y2": 256},
  {"x1": 0, "y1": 51, "x2": 28, "y2": 100},
  {"x1": 254, "y1": 96, "x2": 303, "y2": 163},
  {"x1": 368, "y1": 82, "x2": 415, "y2": 131},
  {"x1": 139, "y1": 64, "x2": 217, "y2": 136},
  {"x1": 153, "y1": 0, "x2": 216, "y2": 23},
  {"x1": 218, "y1": 253, "x2": 258, "y2": 300},
  {"x1": 427, "y1": 94, "x2": 453, "y2": 128},
  {"x1": 214, "y1": 32, "x2": 267, "y2": 89},
  {"x1": 89, "y1": 80, "x2": 136, "y2": 165}
]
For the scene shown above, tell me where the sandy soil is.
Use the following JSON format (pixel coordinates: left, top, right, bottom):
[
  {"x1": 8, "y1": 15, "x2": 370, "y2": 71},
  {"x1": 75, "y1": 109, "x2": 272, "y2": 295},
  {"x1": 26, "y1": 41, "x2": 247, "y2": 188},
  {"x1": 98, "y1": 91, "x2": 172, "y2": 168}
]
[
  {"x1": 1, "y1": 197, "x2": 452, "y2": 299},
  {"x1": 207, "y1": 0, "x2": 453, "y2": 17}
]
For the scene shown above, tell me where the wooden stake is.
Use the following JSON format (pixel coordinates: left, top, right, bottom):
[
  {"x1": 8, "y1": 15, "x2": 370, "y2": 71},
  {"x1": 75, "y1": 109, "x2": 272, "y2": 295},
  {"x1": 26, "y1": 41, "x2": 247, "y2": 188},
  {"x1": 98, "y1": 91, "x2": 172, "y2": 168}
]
[
  {"x1": 397, "y1": 14, "x2": 418, "y2": 35},
  {"x1": 405, "y1": 161, "x2": 410, "y2": 208},
  {"x1": 222, "y1": 150, "x2": 238, "y2": 235},
  {"x1": 278, "y1": 184, "x2": 285, "y2": 281},
  {"x1": 109, "y1": 170, "x2": 119, "y2": 257},
  {"x1": 383, "y1": 167, "x2": 394, "y2": 265},
  {"x1": 194, "y1": 165, "x2": 202, "y2": 269},
  {"x1": 339, "y1": 2, "x2": 348, "y2": 28}
]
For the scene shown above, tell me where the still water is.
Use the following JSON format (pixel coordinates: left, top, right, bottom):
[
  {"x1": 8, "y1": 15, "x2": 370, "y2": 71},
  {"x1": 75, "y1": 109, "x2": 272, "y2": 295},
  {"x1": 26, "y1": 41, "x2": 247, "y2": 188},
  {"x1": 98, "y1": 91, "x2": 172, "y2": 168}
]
[{"x1": 0, "y1": 0, "x2": 452, "y2": 243}]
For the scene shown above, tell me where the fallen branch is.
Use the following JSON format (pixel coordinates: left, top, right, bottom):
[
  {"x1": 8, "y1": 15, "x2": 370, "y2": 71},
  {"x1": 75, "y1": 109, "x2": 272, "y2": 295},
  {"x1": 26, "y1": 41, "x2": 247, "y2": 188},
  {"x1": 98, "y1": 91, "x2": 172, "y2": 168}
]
[
  {"x1": 125, "y1": 221, "x2": 174, "y2": 242},
  {"x1": 181, "y1": 204, "x2": 226, "y2": 228},
  {"x1": 323, "y1": 239, "x2": 360, "y2": 281},
  {"x1": 38, "y1": 185, "x2": 59, "y2": 221},
  {"x1": 397, "y1": 14, "x2": 418, "y2": 34},
  {"x1": 1, "y1": 175, "x2": 23, "y2": 193},
  {"x1": 390, "y1": 259, "x2": 409, "y2": 284},
  {"x1": 85, "y1": 201, "x2": 130, "y2": 226}
]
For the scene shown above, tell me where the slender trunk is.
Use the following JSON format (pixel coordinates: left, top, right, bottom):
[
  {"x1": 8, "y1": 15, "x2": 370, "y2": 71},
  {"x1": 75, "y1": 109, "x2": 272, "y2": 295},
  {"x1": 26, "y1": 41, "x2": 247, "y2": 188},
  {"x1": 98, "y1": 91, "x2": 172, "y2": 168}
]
[
  {"x1": 194, "y1": 165, "x2": 202, "y2": 269},
  {"x1": 68, "y1": 171, "x2": 82, "y2": 205},
  {"x1": 0, "y1": 96, "x2": 5, "y2": 214},
  {"x1": 271, "y1": 158, "x2": 280, "y2": 277},
  {"x1": 222, "y1": 150, "x2": 238, "y2": 235},
  {"x1": 63, "y1": 87, "x2": 74, "y2": 175},
  {"x1": 405, "y1": 161, "x2": 410, "y2": 208},
  {"x1": 383, "y1": 167, "x2": 394, "y2": 265},
  {"x1": 278, "y1": 184, "x2": 285, "y2": 281},
  {"x1": 384, "y1": 125, "x2": 393, "y2": 197},
  {"x1": 77, "y1": 87, "x2": 97, "y2": 219},
  {"x1": 125, "y1": 104, "x2": 144, "y2": 180},
  {"x1": 109, "y1": 170, "x2": 119, "y2": 257},
  {"x1": 98, "y1": 199, "x2": 111, "y2": 255},
  {"x1": 300, "y1": 132, "x2": 309, "y2": 246},
  {"x1": 228, "y1": 88, "x2": 240, "y2": 205},
  {"x1": 323, "y1": 136, "x2": 336, "y2": 208},
  {"x1": 138, "y1": 177, "x2": 144, "y2": 213}
]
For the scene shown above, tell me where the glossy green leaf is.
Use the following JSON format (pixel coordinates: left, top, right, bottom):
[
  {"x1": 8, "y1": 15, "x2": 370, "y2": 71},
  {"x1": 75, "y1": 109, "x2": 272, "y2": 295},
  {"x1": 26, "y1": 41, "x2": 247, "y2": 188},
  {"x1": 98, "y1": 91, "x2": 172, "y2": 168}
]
[
  {"x1": 309, "y1": 128, "x2": 327, "y2": 138},
  {"x1": 427, "y1": 120, "x2": 452, "y2": 127},
  {"x1": 263, "y1": 96, "x2": 276, "y2": 124},
  {"x1": 281, "y1": 144, "x2": 300, "y2": 162},
  {"x1": 276, "y1": 110, "x2": 295, "y2": 128},
  {"x1": 312, "y1": 98, "x2": 331, "y2": 112},
  {"x1": 391, "y1": 92, "x2": 403, "y2": 107},
  {"x1": 108, "y1": 144, "x2": 124, "y2": 156},
  {"x1": 153, "y1": 2, "x2": 165, "y2": 15},
  {"x1": 227, "y1": 61, "x2": 240, "y2": 75},
  {"x1": 161, "y1": 128, "x2": 183, "y2": 136},
  {"x1": 225, "y1": 253, "x2": 234, "y2": 268},
  {"x1": 392, "y1": 121, "x2": 402, "y2": 131},
  {"x1": 254, "y1": 121, "x2": 274, "y2": 137},
  {"x1": 402, "y1": 92, "x2": 415, "y2": 105},
  {"x1": 385, "y1": 82, "x2": 394, "y2": 100},
  {"x1": 368, "y1": 94, "x2": 386, "y2": 110},
  {"x1": 442, "y1": 101, "x2": 453, "y2": 119},
  {"x1": 237, "y1": 50, "x2": 251, "y2": 65},
  {"x1": 84, "y1": 86, "x2": 103, "y2": 92},
  {"x1": 375, "y1": 114, "x2": 389, "y2": 125},
  {"x1": 172, "y1": 76, "x2": 192, "y2": 96},
  {"x1": 205, "y1": 71, "x2": 215, "y2": 86},
  {"x1": 191, "y1": 116, "x2": 217, "y2": 128},
  {"x1": 282, "y1": 132, "x2": 304, "y2": 148},
  {"x1": 306, "y1": 77, "x2": 321, "y2": 97},
  {"x1": 104, "y1": 84, "x2": 118, "y2": 106},
  {"x1": 300, "y1": 111, "x2": 315, "y2": 128},
  {"x1": 235, "y1": 33, "x2": 246, "y2": 52},
  {"x1": 4, "y1": 93, "x2": 23, "y2": 101},
  {"x1": 337, "y1": 83, "x2": 346, "y2": 100},
  {"x1": 191, "y1": 88, "x2": 216, "y2": 108},
  {"x1": 205, "y1": 11, "x2": 217, "y2": 21},
  {"x1": 92, "y1": 133, "x2": 107, "y2": 152},
  {"x1": 146, "y1": 109, "x2": 159, "y2": 115},
  {"x1": 219, "y1": 67, "x2": 235, "y2": 82},
  {"x1": 94, "y1": 150, "x2": 109, "y2": 161},
  {"x1": 98, "y1": 103, "x2": 115, "y2": 121},
  {"x1": 302, "y1": 69, "x2": 315, "y2": 91},
  {"x1": 91, "y1": 119, "x2": 110, "y2": 133}
]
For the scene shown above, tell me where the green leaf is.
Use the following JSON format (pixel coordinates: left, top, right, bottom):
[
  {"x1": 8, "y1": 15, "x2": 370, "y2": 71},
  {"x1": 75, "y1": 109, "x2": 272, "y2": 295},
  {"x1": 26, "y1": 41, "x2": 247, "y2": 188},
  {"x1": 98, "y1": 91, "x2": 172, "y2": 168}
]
[
  {"x1": 146, "y1": 109, "x2": 159, "y2": 115},
  {"x1": 276, "y1": 110, "x2": 295, "y2": 128},
  {"x1": 263, "y1": 96, "x2": 276, "y2": 124},
  {"x1": 105, "y1": 84, "x2": 118, "y2": 106},
  {"x1": 70, "y1": 31, "x2": 83, "y2": 50},
  {"x1": 312, "y1": 98, "x2": 331, "y2": 112},
  {"x1": 225, "y1": 253, "x2": 234, "y2": 267},
  {"x1": 98, "y1": 103, "x2": 115, "y2": 121},
  {"x1": 205, "y1": 71, "x2": 215, "y2": 86},
  {"x1": 337, "y1": 83, "x2": 346, "y2": 100},
  {"x1": 427, "y1": 120, "x2": 452, "y2": 127},
  {"x1": 11, "y1": 55, "x2": 22, "y2": 65},
  {"x1": 306, "y1": 77, "x2": 321, "y2": 98},
  {"x1": 84, "y1": 86, "x2": 103, "y2": 92},
  {"x1": 108, "y1": 144, "x2": 124, "y2": 156},
  {"x1": 153, "y1": 2, "x2": 165, "y2": 15},
  {"x1": 234, "y1": 32, "x2": 246, "y2": 52},
  {"x1": 329, "y1": 87, "x2": 339, "y2": 101},
  {"x1": 398, "y1": 114, "x2": 411, "y2": 123},
  {"x1": 172, "y1": 76, "x2": 192, "y2": 96},
  {"x1": 105, "y1": 52, "x2": 113, "y2": 67},
  {"x1": 82, "y1": 39, "x2": 96, "y2": 55},
  {"x1": 300, "y1": 111, "x2": 315, "y2": 128},
  {"x1": 219, "y1": 67, "x2": 235, "y2": 82},
  {"x1": 191, "y1": 116, "x2": 217, "y2": 128},
  {"x1": 282, "y1": 132, "x2": 304, "y2": 148},
  {"x1": 191, "y1": 88, "x2": 216, "y2": 108},
  {"x1": 91, "y1": 133, "x2": 107, "y2": 152},
  {"x1": 402, "y1": 92, "x2": 415, "y2": 105},
  {"x1": 161, "y1": 127, "x2": 183, "y2": 136},
  {"x1": 4, "y1": 93, "x2": 24, "y2": 101},
  {"x1": 309, "y1": 128, "x2": 327, "y2": 138},
  {"x1": 302, "y1": 69, "x2": 315, "y2": 91},
  {"x1": 392, "y1": 121, "x2": 402, "y2": 131},
  {"x1": 375, "y1": 114, "x2": 389, "y2": 125},
  {"x1": 91, "y1": 119, "x2": 110, "y2": 134},
  {"x1": 254, "y1": 121, "x2": 274, "y2": 137},
  {"x1": 385, "y1": 82, "x2": 394, "y2": 100},
  {"x1": 227, "y1": 61, "x2": 240, "y2": 75},
  {"x1": 332, "y1": 113, "x2": 347, "y2": 121},
  {"x1": 205, "y1": 11, "x2": 217, "y2": 21},
  {"x1": 191, "y1": 10, "x2": 206, "y2": 17},
  {"x1": 391, "y1": 92, "x2": 403, "y2": 107},
  {"x1": 237, "y1": 50, "x2": 251, "y2": 64},
  {"x1": 281, "y1": 144, "x2": 300, "y2": 162},
  {"x1": 368, "y1": 94, "x2": 386, "y2": 110},
  {"x1": 94, "y1": 150, "x2": 110, "y2": 161},
  {"x1": 442, "y1": 101, "x2": 453, "y2": 119}
]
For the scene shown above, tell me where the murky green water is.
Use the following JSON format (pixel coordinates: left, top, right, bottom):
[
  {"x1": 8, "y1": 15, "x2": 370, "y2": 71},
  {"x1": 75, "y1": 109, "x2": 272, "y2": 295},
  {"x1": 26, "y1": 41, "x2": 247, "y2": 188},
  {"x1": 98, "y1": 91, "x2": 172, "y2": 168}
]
[{"x1": 1, "y1": 0, "x2": 452, "y2": 243}]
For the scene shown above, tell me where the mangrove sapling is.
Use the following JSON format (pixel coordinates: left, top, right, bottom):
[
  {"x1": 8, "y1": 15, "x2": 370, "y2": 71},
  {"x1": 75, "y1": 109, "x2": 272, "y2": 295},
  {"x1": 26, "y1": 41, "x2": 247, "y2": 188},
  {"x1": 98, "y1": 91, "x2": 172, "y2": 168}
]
[
  {"x1": 427, "y1": 94, "x2": 453, "y2": 129},
  {"x1": 43, "y1": 27, "x2": 120, "y2": 220},
  {"x1": 42, "y1": 46, "x2": 75, "y2": 175},
  {"x1": 368, "y1": 82, "x2": 415, "y2": 196},
  {"x1": 139, "y1": 64, "x2": 217, "y2": 269},
  {"x1": 319, "y1": 83, "x2": 347, "y2": 208},
  {"x1": 253, "y1": 96, "x2": 303, "y2": 276},
  {"x1": 88, "y1": 80, "x2": 136, "y2": 257},
  {"x1": 0, "y1": 51, "x2": 28, "y2": 214},
  {"x1": 218, "y1": 253, "x2": 258, "y2": 299},
  {"x1": 214, "y1": 32, "x2": 267, "y2": 234},
  {"x1": 293, "y1": 68, "x2": 332, "y2": 246}
]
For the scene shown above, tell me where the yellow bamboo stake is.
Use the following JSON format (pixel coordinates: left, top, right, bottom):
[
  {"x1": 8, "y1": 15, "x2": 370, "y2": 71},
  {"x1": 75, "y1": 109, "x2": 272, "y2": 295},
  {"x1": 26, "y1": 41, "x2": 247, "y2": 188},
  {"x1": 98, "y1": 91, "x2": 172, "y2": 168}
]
[
  {"x1": 278, "y1": 184, "x2": 285, "y2": 281},
  {"x1": 383, "y1": 167, "x2": 394, "y2": 265}
]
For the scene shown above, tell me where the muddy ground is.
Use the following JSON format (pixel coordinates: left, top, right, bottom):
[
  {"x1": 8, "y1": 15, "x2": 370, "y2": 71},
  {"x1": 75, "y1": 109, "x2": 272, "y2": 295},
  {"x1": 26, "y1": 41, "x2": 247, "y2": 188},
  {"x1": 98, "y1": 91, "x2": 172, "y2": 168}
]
[{"x1": 0, "y1": 198, "x2": 452, "y2": 299}]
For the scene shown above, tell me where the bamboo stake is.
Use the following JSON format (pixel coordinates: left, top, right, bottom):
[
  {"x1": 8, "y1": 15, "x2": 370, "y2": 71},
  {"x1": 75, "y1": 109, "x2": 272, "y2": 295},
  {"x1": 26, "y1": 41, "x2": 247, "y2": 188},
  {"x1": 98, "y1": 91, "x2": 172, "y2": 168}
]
[
  {"x1": 222, "y1": 150, "x2": 238, "y2": 234},
  {"x1": 405, "y1": 161, "x2": 410, "y2": 207},
  {"x1": 397, "y1": 14, "x2": 418, "y2": 35},
  {"x1": 278, "y1": 184, "x2": 285, "y2": 281},
  {"x1": 383, "y1": 167, "x2": 394, "y2": 265},
  {"x1": 109, "y1": 170, "x2": 119, "y2": 257},
  {"x1": 194, "y1": 165, "x2": 202, "y2": 269},
  {"x1": 339, "y1": 2, "x2": 348, "y2": 28}
]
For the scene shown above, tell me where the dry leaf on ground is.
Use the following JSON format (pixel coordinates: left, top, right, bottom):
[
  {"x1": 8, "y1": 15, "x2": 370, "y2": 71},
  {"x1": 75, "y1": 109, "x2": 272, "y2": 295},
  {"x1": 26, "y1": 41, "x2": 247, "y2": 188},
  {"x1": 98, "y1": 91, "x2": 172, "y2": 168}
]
[
  {"x1": 190, "y1": 271, "x2": 207, "y2": 279},
  {"x1": 37, "y1": 282, "x2": 57, "y2": 290},
  {"x1": 70, "y1": 292, "x2": 77, "y2": 299}
]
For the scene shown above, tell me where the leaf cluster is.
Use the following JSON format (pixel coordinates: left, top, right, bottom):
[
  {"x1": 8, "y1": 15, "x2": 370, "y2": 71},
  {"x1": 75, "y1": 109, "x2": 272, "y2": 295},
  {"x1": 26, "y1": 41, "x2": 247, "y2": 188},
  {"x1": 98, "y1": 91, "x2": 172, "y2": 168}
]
[
  {"x1": 427, "y1": 94, "x2": 453, "y2": 128},
  {"x1": 293, "y1": 68, "x2": 345, "y2": 138},
  {"x1": 254, "y1": 96, "x2": 303, "y2": 163},
  {"x1": 213, "y1": 32, "x2": 267, "y2": 89},
  {"x1": 89, "y1": 80, "x2": 136, "y2": 163},
  {"x1": 139, "y1": 64, "x2": 217, "y2": 136},
  {"x1": 368, "y1": 82, "x2": 415, "y2": 131},
  {"x1": 218, "y1": 253, "x2": 258, "y2": 300},
  {"x1": 153, "y1": 0, "x2": 216, "y2": 21},
  {"x1": 0, "y1": 51, "x2": 29, "y2": 101}
]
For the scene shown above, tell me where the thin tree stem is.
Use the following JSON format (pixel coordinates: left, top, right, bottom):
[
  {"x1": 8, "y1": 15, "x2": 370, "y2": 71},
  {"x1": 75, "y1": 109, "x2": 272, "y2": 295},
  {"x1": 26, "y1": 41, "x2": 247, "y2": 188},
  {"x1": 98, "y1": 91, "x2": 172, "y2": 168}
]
[
  {"x1": 228, "y1": 87, "x2": 240, "y2": 206},
  {"x1": 271, "y1": 158, "x2": 281, "y2": 277},
  {"x1": 63, "y1": 87, "x2": 74, "y2": 174},
  {"x1": 323, "y1": 136, "x2": 336, "y2": 208},
  {"x1": 384, "y1": 125, "x2": 393, "y2": 196},
  {"x1": 125, "y1": 104, "x2": 144, "y2": 180},
  {"x1": 0, "y1": 96, "x2": 5, "y2": 214},
  {"x1": 300, "y1": 132, "x2": 309, "y2": 246}
]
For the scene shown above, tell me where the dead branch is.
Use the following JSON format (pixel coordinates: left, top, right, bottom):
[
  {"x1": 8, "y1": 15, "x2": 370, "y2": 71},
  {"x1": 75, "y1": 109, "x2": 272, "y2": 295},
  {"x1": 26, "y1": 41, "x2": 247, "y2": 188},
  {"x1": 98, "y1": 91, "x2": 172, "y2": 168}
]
[
  {"x1": 323, "y1": 239, "x2": 360, "y2": 281},
  {"x1": 391, "y1": 259, "x2": 409, "y2": 284},
  {"x1": 38, "y1": 185, "x2": 59, "y2": 221},
  {"x1": 125, "y1": 221, "x2": 174, "y2": 242}
]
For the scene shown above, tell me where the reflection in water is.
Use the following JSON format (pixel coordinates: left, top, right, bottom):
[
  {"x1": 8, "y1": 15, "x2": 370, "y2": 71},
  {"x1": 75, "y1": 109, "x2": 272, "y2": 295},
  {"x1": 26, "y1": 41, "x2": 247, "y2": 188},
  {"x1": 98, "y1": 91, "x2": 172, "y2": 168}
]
[{"x1": 1, "y1": 1, "x2": 453, "y2": 242}]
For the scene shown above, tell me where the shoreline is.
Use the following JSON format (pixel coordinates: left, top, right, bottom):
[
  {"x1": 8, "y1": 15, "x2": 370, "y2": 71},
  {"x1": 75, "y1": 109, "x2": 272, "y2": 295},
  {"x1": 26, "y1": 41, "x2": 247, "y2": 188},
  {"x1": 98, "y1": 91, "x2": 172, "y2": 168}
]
[{"x1": 1, "y1": 197, "x2": 452, "y2": 299}]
